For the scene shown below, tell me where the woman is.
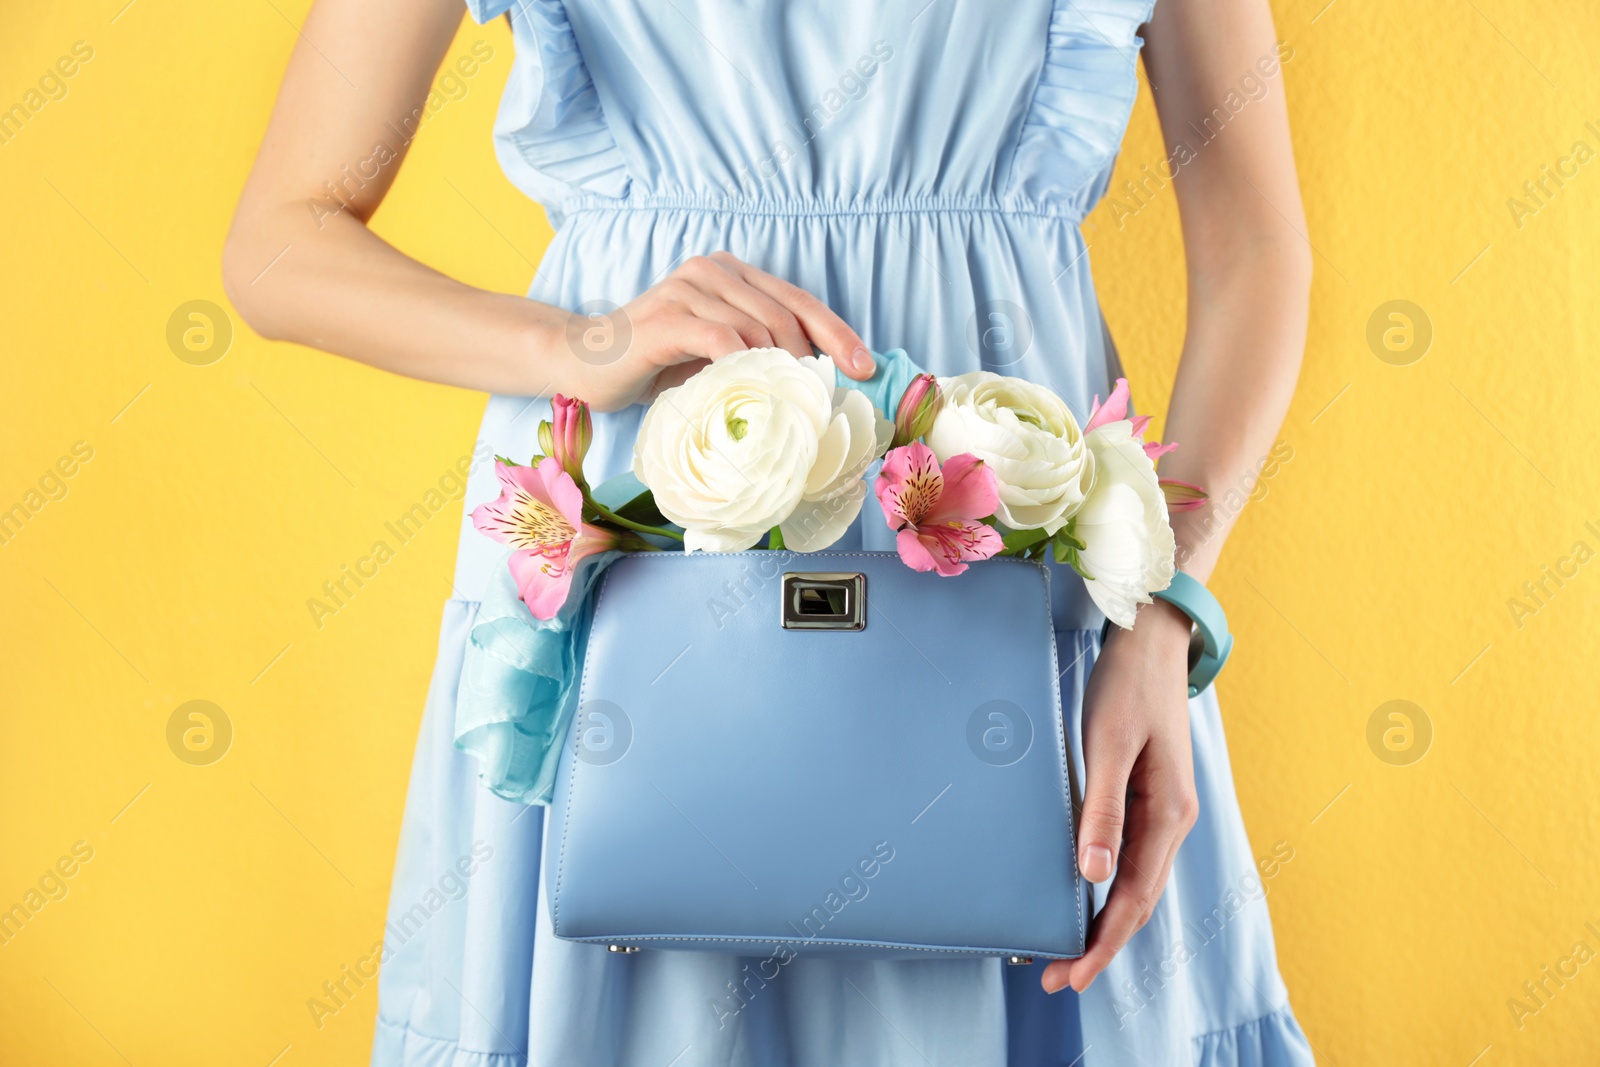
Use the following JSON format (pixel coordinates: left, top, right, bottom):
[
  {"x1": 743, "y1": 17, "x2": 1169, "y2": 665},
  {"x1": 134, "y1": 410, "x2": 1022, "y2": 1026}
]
[{"x1": 224, "y1": 0, "x2": 1313, "y2": 1063}]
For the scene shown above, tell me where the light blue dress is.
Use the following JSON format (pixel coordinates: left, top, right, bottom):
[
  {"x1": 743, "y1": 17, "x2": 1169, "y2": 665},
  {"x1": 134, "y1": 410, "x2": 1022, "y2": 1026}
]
[{"x1": 372, "y1": 1, "x2": 1315, "y2": 1064}]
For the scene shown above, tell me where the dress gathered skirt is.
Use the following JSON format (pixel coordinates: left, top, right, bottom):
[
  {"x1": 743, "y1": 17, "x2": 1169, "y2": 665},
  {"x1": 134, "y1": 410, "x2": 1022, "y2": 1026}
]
[{"x1": 371, "y1": 1, "x2": 1315, "y2": 1063}]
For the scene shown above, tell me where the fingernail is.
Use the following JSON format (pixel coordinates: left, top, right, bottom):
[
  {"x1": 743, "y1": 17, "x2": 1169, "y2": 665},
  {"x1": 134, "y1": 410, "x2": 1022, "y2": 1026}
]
[
  {"x1": 850, "y1": 346, "x2": 874, "y2": 374},
  {"x1": 1042, "y1": 970, "x2": 1068, "y2": 995},
  {"x1": 1081, "y1": 845, "x2": 1115, "y2": 883}
]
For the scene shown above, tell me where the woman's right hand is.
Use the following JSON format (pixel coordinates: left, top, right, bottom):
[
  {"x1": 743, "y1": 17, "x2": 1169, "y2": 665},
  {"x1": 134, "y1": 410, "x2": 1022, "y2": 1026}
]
[{"x1": 557, "y1": 251, "x2": 878, "y2": 412}]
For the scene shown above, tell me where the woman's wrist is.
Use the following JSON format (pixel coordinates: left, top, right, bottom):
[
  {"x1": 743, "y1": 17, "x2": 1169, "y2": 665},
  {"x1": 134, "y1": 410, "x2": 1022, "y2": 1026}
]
[
  {"x1": 505, "y1": 297, "x2": 625, "y2": 404},
  {"x1": 1121, "y1": 597, "x2": 1193, "y2": 656},
  {"x1": 1167, "y1": 510, "x2": 1221, "y2": 585}
]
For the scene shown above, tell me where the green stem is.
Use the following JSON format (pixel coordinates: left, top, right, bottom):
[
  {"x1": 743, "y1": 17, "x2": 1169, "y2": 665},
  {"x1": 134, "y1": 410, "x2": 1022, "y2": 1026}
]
[
  {"x1": 588, "y1": 500, "x2": 685, "y2": 542},
  {"x1": 768, "y1": 525, "x2": 786, "y2": 550},
  {"x1": 615, "y1": 532, "x2": 659, "y2": 553}
]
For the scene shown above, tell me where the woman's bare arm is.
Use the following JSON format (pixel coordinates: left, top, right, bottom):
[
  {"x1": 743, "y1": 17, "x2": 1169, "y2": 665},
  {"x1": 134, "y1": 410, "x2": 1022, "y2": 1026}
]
[
  {"x1": 1044, "y1": 0, "x2": 1310, "y2": 994},
  {"x1": 222, "y1": 0, "x2": 551, "y2": 394},
  {"x1": 1140, "y1": 0, "x2": 1313, "y2": 580},
  {"x1": 222, "y1": 0, "x2": 875, "y2": 409}
]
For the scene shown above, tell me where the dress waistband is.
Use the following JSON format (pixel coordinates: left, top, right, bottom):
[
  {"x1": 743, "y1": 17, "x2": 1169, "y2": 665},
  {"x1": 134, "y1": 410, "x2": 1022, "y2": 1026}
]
[{"x1": 557, "y1": 193, "x2": 1081, "y2": 223}]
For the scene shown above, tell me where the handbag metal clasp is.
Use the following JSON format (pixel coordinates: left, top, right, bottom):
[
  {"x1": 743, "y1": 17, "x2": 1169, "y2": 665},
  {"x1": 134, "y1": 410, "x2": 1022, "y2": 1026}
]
[{"x1": 781, "y1": 572, "x2": 866, "y2": 631}]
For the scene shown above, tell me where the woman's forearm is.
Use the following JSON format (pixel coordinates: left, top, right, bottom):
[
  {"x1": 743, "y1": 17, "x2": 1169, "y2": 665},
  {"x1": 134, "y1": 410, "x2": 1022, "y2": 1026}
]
[
  {"x1": 223, "y1": 201, "x2": 568, "y2": 397},
  {"x1": 220, "y1": 0, "x2": 590, "y2": 400},
  {"x1": 222, "y1": 196, "x2": 884, "y2": 412},
  {"x1": 1158, "y1": 238, "x2": 1311, "y2": 582},
  {"x1": 1138, "y1": 0, "x2": 1311, "y2": 585}
]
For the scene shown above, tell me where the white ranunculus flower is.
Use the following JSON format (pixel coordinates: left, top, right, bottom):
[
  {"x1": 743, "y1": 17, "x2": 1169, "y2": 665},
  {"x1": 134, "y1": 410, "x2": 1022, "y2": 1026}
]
[
  {"x1": 780, "y1": 375, "x2": 892, "y2": 552},
  {"x1": 924, "y1": 371, "x2": 1092, "y2": 534},
  {"x1": 1076, "y1": 420, "x2": 1177, "y2": 628},
  {"x1": 633, "y1": 348, "x2": 889, "y2": 553}
]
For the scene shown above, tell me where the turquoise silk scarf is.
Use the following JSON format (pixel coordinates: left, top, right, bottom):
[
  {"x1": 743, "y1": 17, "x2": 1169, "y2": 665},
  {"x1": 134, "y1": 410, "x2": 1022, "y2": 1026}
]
[{"x1": 452, "y1": 349, "x2": 924, "y2": 803}]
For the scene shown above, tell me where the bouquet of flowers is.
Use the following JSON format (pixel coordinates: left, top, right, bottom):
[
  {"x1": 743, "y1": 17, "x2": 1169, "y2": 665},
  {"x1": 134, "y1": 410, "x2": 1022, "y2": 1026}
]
[{"x1": 473, "y1": 349, "x2": 1204, "y2": 630}]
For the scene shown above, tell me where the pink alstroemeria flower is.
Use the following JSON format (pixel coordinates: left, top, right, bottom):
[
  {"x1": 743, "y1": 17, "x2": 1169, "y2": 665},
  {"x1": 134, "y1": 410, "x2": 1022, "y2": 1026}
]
[
  {"x1": 471, "y1": 457, "x2": 615, "y2": 620},
  {"x1": 1086, "y1": 377, "x2": 1179, "y2": 463},
  {"x1": 875, "y1": 441, "x2": 1003, "y2": 577}
]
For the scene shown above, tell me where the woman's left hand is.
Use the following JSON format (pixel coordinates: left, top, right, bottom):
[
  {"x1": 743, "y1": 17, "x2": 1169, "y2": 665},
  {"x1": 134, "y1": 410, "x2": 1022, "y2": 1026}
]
[{"x1": 1042, "y1": 599, "x2": 1199, "y2": 994}]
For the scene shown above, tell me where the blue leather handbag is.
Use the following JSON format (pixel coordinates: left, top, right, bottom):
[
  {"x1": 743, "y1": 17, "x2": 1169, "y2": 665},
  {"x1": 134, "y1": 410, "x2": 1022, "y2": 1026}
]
[{"x1": 545, "y1": 550, "x2": 1091, "y2": 960}]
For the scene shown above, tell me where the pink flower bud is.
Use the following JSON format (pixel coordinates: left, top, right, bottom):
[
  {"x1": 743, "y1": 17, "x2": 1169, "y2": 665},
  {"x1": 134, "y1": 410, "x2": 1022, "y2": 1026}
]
[
  {"x1": 892, "y1": 373, "x2": 940, "y2": 448},
  {"x1": 1159, "y1": 478, "x2": 1208, "y2": 512},
  {"x1": 550, "y1": 394, "x2": 592, "y2": 482}
]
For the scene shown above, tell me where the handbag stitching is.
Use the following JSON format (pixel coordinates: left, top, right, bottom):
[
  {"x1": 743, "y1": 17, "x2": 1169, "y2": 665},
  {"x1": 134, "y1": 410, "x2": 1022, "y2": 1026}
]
[
  {"x1": 550, "y1": 563, "x2": 605, "y2": 935},
  {"x1": 554, "y1": 551, "x2": 1085, "y2": 955},
  {"x1": 1035, "y1": 562, "x2": 1087, "y2": 951},
  {"x1": 561, "y1": 933, "x2": 1075, "y2": 957}
]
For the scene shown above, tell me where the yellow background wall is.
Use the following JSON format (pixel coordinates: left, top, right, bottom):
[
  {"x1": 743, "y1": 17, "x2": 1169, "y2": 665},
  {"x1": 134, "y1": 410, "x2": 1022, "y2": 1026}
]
[{"x1": 2, "y1": 1, "x2": 1596, "y2": 1064}]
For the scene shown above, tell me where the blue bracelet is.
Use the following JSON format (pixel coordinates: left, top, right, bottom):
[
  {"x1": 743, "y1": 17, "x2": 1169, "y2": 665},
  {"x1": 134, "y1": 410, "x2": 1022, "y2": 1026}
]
[{"x1": 1101, "y1": 571, "x2": 1233, "y2": 697}]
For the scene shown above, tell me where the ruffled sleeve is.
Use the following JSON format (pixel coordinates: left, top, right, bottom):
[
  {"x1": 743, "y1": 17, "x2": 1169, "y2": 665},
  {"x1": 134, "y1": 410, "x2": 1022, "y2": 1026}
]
[
  {"x1": 470, "y1": 0, "x2": 631, "y2": 221},
  {"x1": 1006, "y1": 0, "x2": 1156, "y2": 219}
]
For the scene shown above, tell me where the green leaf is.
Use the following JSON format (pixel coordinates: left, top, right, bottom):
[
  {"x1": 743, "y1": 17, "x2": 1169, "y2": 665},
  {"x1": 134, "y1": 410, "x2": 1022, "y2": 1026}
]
[
  {"x1": 1001, "y1": 527, "x2": 1049, "y2": 553},
  {"x1": 611, "y1": 490, "x2": 670, "y2": 528},
  {"x1": 587, "y1": 474, "x2": 671, "y2": 528},
  {"x1": 768, "y1": 525, "x2": 786, "y2": 550},
  {"x1": 1013, "y1": 520, "x2": 1094, "y2": 577}
]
